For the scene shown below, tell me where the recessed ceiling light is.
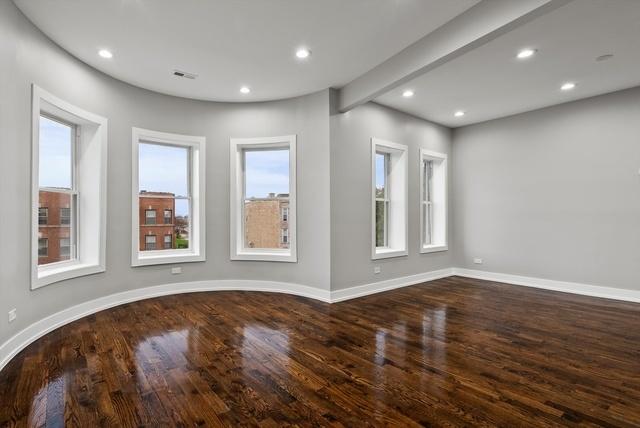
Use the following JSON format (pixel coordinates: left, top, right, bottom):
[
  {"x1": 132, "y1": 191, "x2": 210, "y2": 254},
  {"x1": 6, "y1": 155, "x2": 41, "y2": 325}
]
[
  {"x1": 296, "y1": 48, "x2": 311, "y2": 59},
  {"x1": 402, "y1": 90, "x2": 415, "y2": 98},
  {"x1": 560, "y1": 82, "x2": 576, "y2": 91},
  {"x1": 240, "y1": 86, "x2": 251, "y2": 94},
  {"x1": 516, "y1": 48, "x2": 536, "y2": 59},
  {"x1": 98, "y1": 49, "x2": 113, "y2": 59},
  {"x1": 454, "y1": 110, "x2": 465, "y2": 117}
]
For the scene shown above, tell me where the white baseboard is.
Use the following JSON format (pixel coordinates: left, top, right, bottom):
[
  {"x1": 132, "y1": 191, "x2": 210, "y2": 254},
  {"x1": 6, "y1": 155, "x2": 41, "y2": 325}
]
[
  {"x1": 0, "y1": 279, "x2": 331, "y2": 372},
  {"x1": 453, "y1": 268, "x2": 640, "y2": 303},
  {"x1": 330, "y1": 268, "x2": 454, "y2": 303}
]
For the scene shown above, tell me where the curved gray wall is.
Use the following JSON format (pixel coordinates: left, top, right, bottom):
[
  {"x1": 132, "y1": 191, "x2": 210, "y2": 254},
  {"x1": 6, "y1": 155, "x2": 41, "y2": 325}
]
[{"x1": 0, "y1": 0, "x2": 331, "y2": 346}]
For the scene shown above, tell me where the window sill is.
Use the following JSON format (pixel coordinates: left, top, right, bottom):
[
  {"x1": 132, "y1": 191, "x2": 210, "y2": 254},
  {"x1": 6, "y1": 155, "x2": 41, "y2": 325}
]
[
  {"x1": 421, "y1": 244, "x2": 448, "y2": 254},
  {"x1": 372, "y1": 247, "x2": 408, "y2": 260},
  {"x1": 33, "y1": 261, "x2": 105, "y2": 290},
  {"x1": 232, "y1": 249, "x2": 297, "y2": 263},
  {"x1": 132, "y1": 250, "x2": 205, "y2": 267}
]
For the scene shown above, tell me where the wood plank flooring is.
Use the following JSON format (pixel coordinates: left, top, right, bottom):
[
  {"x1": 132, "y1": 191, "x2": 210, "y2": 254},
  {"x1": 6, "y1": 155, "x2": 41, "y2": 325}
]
[{"x1": 1, "y1": 276, "x2": 640, "y2": 427}]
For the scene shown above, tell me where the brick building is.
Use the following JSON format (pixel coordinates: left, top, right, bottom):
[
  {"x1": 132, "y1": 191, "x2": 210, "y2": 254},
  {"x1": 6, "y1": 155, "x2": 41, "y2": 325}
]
[
  {"x1": 244, "y1": 193, "x2": 289, "y2": 249},
  {"x1": 139, "y1": 191, "x2": 176, "y2": 251},
  {"x1": 38, "y1": 190, "x2": 72, "y2": 265}
]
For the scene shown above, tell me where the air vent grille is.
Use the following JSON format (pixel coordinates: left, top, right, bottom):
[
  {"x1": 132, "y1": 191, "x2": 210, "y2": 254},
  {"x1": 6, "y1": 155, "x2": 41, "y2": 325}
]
[{"x1": 173, "y1": 69, "x2": 197, "y2": 80}]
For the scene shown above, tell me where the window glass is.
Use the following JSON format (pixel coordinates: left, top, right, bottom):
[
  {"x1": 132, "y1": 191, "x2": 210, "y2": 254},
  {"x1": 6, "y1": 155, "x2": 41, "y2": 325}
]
[
  {"x1": 38, "y1": 238, "x2": 48, "y2": 257},
  {"x1": 38, "y1": 115, "x2": 76, "y2": 266},
  {"x1": 375, "y1": 152, "x2": 389, "y2": 248},
  {"x1": 243, "y1": 149, "x2": 290, "y2": 250},
  {"x1": 145, "y1": 235, "x2": 156, "y2": 250},
  {"x1": 164, "y1": 234, "x2": 172, "y2": 249},
  {"x1": 138, "y1": 142, "x2": 190, "y2": 251}
]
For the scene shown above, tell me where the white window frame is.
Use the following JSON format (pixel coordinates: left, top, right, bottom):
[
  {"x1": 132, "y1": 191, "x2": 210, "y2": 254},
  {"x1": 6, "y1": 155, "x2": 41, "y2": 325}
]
[
  {"x1": 371, "y1": 138, "x2": 408, "y2": 260},
  {"x1": 419, "y1": 149, "x2": 448, "y2": 253},
  {"x1": 131, "y1": 128, "x2": 206, "y2": 266},
  {"x1": 31, "y1": 85, "x2": 108, "y2": 289},
  {"x1": 230, "y1": 135, "x2": 297, "y2": 262}
]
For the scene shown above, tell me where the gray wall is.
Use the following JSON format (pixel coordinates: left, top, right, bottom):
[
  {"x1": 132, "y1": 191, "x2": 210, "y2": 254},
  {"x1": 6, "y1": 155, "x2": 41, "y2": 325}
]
[
  {"x1": 453, "y1": 87, "x2": 640, "y2": 291},
  {"x1": 330, "y1": 96, "x2": 454, "y2": 290},
  {"x1": 0, "y1": 0, "x2": 331, "y2": 345}
]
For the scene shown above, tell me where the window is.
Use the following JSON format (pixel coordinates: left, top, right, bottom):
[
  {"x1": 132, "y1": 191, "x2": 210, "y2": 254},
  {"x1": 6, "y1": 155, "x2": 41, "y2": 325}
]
[
  {"x1": 281, "y1": 229, "x2": 289, "y2": 244},
  {"x1": 60, "y1": 207, "x2": 71, "y2": 225},
  {"x1": 145, "y1": 235, "x2": 157, "y2": 251},
  {"x1": 38, "y1": 238, "x2": 48, "y2": 257},
  {"x1": 39, "y1": 208, "x2": 48, "y2": 225},
  {"x1": 132, "y1": 128, "x2": 206, "y2": 266},
  {"x1": 31, "y1": 85, "x2": 107, "y2": 289},
  {"x1": 145, "y1": 209, "x2": 157, "y2": 225},
  {"x1": 230, "y1": 135, "x2": 297, "y2": 262},
  {"x1": 371, "y1": 138, "x2": 408, "y2": 260},
  {"x1": 420, "y1": 149, "x2": 448, "y2": 253},
  {"x1": 60, "y1": 238, "x2": 71, "y2": 258}
]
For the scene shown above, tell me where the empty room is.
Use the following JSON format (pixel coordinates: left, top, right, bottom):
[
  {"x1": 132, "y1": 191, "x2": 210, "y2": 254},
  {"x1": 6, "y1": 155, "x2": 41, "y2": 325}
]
[{"x1": 1, "y1": 0, "x2": 639, "y2": 426}]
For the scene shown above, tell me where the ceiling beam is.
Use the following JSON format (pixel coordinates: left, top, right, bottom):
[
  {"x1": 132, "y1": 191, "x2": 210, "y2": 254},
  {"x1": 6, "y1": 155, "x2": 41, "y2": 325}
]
[{"x1": 337, "y1": 0, "x2": 575, "y2": 113}]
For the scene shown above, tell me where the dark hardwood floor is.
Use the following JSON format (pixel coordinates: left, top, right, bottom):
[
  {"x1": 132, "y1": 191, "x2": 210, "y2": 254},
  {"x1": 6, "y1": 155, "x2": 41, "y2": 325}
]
[{"x1": 1, "y1": 276, "x2": 640, "y2": 427}]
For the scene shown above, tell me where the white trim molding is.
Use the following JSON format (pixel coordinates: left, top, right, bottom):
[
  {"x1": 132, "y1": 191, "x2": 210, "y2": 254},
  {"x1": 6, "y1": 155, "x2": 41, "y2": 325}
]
[
  {"x1": 131, "y1": 127, "x2": 206, "y2": 266},
  {"x1": 332, "y1": 268, "x2": 454, "y2": 303},
  {"x1": 453, "y1": 268, "x2": 640, "y2": 303}
]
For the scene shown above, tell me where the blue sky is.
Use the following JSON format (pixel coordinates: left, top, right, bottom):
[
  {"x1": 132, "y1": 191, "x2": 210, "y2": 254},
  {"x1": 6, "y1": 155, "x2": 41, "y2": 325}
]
[
  {"x1": 139, "y1": 143, "x2": 190, "y2": 215},
  {"x1": 245, "y1": 149, "x2": 289, "y2": 198},
  {"x1": 375, "y1": 153, "x2": 386, "y2": 193},
  {"x1": 39, "y1": 116, "x2": 72, "y2": 189}
]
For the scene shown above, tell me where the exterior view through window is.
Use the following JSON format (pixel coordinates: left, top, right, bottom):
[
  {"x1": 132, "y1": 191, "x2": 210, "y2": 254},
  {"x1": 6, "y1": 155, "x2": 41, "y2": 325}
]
[
  {"x1": 38, "y1": 115, "x2": 76, "y2": 265},
  {"x1": 422, "y1": 159, "x2": 434, "y2": 245},
  {"x1": 243, "y1": 149, "x2": 290, "y2": 250},
  {"x1": 138, "y1": 142, "x2": 190, "y2": 251},
  {"x1": 375, "y1": 152, "x2": 389, "y2": 248}
]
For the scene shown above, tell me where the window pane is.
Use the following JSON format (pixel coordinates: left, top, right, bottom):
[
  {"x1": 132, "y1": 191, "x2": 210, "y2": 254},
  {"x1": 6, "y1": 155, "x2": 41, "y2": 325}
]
[
  {"x1": 243, "y1": 149, "x2": 290, "y2": 250},
  {"x1": 139, "y1": 142, "x2": 190, "y2": 252},
  {"x1": 175, "y1": 199, "x2": 190, "y2": 249},
  {"x1": 424, "y1": 202, "x2": 433, "y2": 246},
  {"x1": 39, "y1": 116, "x2": 72, "y2": 189},
  {"x1": 376, "y1": 200, "x2": 386, "y2": 247},
  {"x1": 38, "y1": 190, "x2": 72, "y2": 265},
  {"x1": 244, "y1": 149, "x2": 289, "y2": 199},
  {"x1": 38, "y1": 239, "x2": 48, "y2": 257},
  {"x1": 375, "y1": 153, "x2": 386, "y2": 199}
]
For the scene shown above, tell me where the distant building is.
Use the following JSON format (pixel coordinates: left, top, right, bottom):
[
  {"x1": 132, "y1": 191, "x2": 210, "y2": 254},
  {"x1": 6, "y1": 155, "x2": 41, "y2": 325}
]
[
  {"x1": 139, "y1": 191, "x2": 176, "y2": 251},
  {"x1": 38, "y1": 190, "x2": 72, "y2": 265},
  {"x1": 244, "y1": 193, "x2": 290, "y2": 249}
]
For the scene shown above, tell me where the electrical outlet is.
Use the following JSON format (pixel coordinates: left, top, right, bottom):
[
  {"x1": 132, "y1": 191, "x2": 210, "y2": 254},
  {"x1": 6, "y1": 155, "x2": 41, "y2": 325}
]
[
  {"x1": 473, "y1": 258, "x2": 483, "y2": 265},
  {"x1": 171, "y1": 267, "x2": 182, "y2": 275},
  {"x1": 8, "y1": 308, "x2": 16, "y2": 323},
  {"x1": 374, "y1": 266, "x2": 381, "y2": 274}
]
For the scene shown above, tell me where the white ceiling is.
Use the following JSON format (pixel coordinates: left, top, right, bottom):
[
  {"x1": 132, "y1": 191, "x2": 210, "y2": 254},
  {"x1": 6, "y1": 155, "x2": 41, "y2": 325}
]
[
  {"x1": 13, "y1": 0, "x2": 478, "y2": 102},
  {"x1": 376, "y1": 0, "x2": 640, "y2": 127}
]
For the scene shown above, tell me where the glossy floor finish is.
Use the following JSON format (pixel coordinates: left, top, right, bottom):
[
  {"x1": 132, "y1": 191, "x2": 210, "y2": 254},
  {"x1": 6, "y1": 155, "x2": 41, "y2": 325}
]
[{"x1": 1, "y1": 277, "x2": 640, "y2": 427}]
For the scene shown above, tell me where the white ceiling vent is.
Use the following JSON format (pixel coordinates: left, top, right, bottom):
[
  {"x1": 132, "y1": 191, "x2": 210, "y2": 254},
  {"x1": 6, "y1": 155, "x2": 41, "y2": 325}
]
[{"x1": 173, "y1": 69, "x2": 197, "y2": 80}]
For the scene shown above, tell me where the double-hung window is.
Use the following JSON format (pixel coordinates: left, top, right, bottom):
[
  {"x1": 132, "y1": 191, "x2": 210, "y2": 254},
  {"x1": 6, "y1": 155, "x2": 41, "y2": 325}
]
[
  {"x1": 31, "y1": 85, "x2": 108, "y2": 289},
  {"x1": 230, "y1": 135, "x2": 297, "y2": 262},
  {"x1": 420, "y1": 149, "x2": 448, "y2": 253},
  {"x1": 371, "y1": 138, "x2": 408, "y2": 260},
  {"x1": 132, "y1": 128, "x2": 206, "y2": 266}
]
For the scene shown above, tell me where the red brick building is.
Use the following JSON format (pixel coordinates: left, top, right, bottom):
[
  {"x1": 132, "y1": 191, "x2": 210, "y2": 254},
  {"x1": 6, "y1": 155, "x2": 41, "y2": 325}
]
[
  {"x1": 244, "y1": 193, "x2": 290, "y2": 249},
  {"x1": 139, "y1": 191, "x2": 176, "y2": 251},
  {"x1": 38, "y1": 191, "x2": 72, "y2": 265}
]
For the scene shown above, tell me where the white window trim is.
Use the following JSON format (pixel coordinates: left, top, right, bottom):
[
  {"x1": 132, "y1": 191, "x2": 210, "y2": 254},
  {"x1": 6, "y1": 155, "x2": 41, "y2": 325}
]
[
  {"x1": 420, "y1": 148, "x2": 448, "y2": 254},
  {"x1": 31, "y1": 85, "x2": 108, "y2": 289},
  {"x1": 229, "y1": 135, "x2": 297, "y2": 262},
  {"x1": 131, "y1": 127, "x2": 206, "y2": 266},
  {"x1": 371, "y1": 138, "x2": 408, "y2": 260}
]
